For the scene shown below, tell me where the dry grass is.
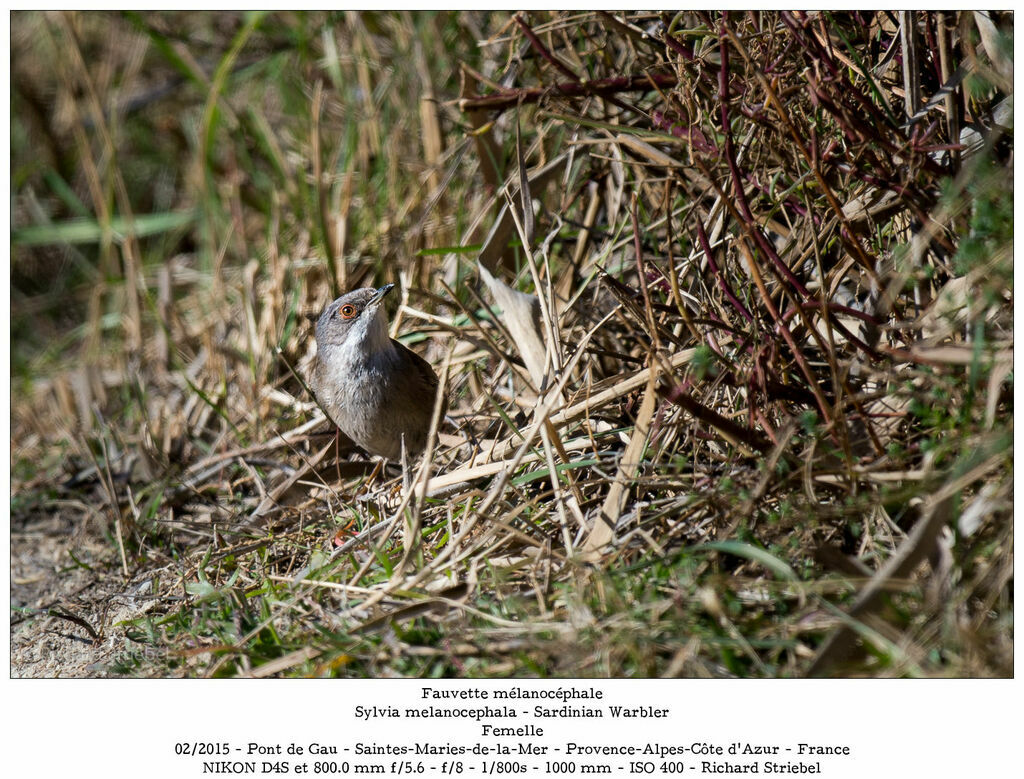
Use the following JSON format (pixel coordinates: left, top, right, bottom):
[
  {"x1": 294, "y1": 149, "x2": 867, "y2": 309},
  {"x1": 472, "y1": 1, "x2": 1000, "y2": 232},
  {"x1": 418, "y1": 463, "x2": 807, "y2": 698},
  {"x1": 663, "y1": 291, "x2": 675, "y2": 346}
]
[{"x1": 10, "y1": 11, "x2": 1013, "y2": 678}]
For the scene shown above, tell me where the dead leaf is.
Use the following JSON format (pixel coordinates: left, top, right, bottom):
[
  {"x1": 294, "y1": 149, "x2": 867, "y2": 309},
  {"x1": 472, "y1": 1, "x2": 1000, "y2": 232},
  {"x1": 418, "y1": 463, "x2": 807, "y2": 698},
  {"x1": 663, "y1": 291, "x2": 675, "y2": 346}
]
[
  {"x1": 479, "y1": 263, "x2": 548, "y2": 390},
  {"x1": 583, "y1": 368, "x2": 658, "y2": 558}
]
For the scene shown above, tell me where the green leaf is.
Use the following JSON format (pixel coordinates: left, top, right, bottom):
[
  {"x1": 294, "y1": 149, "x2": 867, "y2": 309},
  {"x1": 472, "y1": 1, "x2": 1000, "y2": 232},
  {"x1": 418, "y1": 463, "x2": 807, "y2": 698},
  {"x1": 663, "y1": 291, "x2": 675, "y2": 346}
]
[
  {"x1": 12, "y1": 210, "x2": 197, "y2": 246},
  {"x1": 696, "y1": 540, "x2": 799, "y2": 581}
]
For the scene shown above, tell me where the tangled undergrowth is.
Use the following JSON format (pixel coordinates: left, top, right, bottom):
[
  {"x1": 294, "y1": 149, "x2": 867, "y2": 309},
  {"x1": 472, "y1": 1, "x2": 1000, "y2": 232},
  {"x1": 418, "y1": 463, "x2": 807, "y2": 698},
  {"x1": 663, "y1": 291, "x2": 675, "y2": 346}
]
[{"x1": 11, "y1": 11, "x2": 1013, "y2": 677}]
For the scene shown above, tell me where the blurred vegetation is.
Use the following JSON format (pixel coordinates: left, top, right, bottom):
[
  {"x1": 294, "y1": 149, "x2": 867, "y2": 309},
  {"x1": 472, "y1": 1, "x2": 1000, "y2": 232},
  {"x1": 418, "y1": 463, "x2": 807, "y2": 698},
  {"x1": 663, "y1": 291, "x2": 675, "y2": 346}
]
[{"x1": 10, "y1": 11, "x2": 1013, "y2": 678}]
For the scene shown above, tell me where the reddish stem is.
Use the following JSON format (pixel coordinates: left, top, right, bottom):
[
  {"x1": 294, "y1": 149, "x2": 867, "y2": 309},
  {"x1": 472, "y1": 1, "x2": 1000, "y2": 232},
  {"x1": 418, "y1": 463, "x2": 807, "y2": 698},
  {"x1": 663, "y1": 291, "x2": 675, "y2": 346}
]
[
  {"x1": 513, "y1": 13, "x2": 579, "y2": 84},
  {"x1": 459, "y1": 72, "x2": 678, "y2": 113},
  {"x1": 696, "y1": 220, "x2": 754, "y2": 326}
]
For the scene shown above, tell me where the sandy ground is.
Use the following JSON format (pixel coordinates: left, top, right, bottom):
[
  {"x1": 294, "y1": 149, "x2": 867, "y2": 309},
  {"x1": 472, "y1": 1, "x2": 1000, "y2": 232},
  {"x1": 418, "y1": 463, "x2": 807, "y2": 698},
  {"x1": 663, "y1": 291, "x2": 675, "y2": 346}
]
[{"x1": 11, "y1": 506, "x2": 164, "y2": 677}]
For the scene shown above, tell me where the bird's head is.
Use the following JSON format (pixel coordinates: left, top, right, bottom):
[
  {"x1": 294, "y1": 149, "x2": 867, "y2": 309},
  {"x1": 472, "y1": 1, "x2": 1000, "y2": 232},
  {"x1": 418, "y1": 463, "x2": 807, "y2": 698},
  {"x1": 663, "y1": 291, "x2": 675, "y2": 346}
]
[{"x1": 313, "y1": 283, "x2": 395, "y2": 353}]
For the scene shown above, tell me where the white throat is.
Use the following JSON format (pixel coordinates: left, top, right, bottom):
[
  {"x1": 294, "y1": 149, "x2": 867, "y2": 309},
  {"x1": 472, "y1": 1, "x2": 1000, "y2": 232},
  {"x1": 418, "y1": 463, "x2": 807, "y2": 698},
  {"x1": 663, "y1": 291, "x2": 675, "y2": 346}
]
[{"x1": 326, "y1": 306, "x2": 397, "y2": 369}]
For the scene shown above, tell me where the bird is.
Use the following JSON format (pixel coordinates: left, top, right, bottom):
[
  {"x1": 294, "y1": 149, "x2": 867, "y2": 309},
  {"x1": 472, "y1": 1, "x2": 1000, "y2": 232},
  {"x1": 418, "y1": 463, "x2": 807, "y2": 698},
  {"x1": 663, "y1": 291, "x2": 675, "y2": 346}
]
[{"x1": 309, "y1": 283, "x2": 445, "y2": 462}]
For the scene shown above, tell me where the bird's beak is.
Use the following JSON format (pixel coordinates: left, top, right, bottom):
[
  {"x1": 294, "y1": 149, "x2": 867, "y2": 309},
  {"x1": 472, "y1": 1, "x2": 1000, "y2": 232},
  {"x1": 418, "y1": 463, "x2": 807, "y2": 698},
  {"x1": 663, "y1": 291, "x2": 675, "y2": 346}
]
[{"x1": 368, "y1": 283, "x2": 395, "y2": 307}]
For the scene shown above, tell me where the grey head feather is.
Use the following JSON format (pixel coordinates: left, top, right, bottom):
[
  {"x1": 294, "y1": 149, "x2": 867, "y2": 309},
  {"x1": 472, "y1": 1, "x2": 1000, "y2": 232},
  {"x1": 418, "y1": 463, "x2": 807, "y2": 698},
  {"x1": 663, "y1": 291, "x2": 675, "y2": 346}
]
[{"x1": 314, "y1": 285, "x2": 396, "y2": 355}]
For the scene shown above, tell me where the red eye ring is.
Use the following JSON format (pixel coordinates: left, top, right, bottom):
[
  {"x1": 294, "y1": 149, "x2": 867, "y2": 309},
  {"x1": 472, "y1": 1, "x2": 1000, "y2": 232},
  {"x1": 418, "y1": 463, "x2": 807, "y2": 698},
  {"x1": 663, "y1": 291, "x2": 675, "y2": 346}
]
[{"x1": 340, "y1": 304, "x2": 358, "y2": 319}]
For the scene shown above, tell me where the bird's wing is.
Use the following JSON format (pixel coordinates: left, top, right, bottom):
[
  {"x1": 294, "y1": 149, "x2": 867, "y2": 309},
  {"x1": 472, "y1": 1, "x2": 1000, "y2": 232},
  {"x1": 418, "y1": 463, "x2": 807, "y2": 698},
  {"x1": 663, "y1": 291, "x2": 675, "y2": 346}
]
[{"x1": 396, "y1": 340, "x2": 447, "y2": 416}]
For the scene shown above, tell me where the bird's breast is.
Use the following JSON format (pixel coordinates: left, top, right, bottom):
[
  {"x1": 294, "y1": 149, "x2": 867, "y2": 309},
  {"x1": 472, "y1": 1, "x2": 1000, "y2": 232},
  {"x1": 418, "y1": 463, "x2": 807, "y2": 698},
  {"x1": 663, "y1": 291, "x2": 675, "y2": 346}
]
[{"x1": 314, "y1": 341, "x2": 424, "y2": 459}]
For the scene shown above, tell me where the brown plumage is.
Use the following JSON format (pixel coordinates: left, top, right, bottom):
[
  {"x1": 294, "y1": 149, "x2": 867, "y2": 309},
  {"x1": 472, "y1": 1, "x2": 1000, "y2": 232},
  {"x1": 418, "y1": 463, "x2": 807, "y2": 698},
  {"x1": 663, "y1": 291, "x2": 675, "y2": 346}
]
[{"x1": 309, "y1": 284, "x2": 445, "y2": 460}]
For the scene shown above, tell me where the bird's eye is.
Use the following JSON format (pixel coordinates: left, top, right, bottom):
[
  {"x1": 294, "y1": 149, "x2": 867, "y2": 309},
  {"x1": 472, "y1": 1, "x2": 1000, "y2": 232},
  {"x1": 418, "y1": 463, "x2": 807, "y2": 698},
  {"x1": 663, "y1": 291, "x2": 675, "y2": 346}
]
[{"x1": 340, "y1": 304, "x2": 357, "y2": 319}]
